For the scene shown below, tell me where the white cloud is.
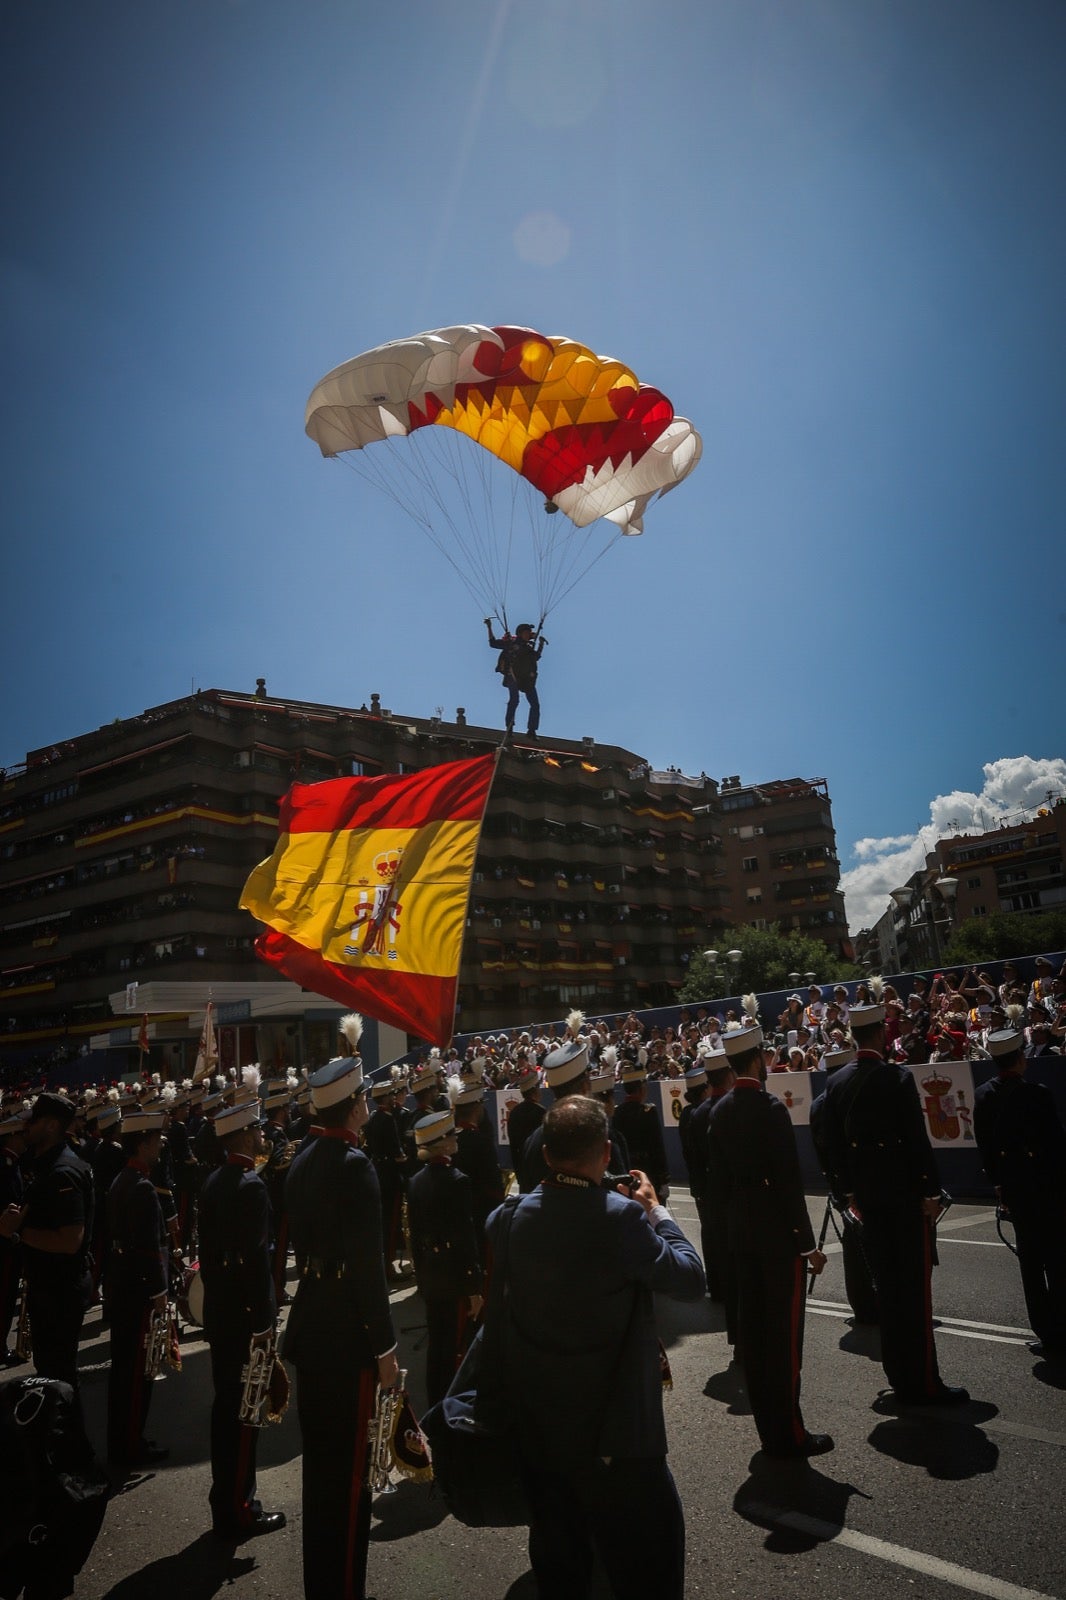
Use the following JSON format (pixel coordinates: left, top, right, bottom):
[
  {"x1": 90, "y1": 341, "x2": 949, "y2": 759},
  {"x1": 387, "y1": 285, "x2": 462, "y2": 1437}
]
[{"x1": 841, "y1": 755, "x2": 1066, "y2": 933}]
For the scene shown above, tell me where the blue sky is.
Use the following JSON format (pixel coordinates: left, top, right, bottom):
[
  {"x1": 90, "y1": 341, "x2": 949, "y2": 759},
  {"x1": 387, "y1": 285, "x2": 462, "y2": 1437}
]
[{"x1": 3, "y1": 0, "x2": 1064, "y2": 933}]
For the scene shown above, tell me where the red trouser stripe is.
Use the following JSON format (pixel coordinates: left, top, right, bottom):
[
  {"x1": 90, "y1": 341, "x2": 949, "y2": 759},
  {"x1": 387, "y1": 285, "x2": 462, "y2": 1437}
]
[
  {"x1": 789, "y1": 1256, "x2": 805, "y2": 1445},
  {"x1": 343, "y1": 1369, "x2": 376, "y2": 1599}
]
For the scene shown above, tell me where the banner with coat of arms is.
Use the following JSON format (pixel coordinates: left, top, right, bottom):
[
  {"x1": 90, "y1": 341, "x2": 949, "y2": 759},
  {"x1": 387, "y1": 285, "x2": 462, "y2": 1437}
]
[
  {"x1": 765, "y1": 1070, "x2": 813, "y2": 1126},
  {"x1": 910, "y1": 1061, "x2": 977, "y2": 1147}
]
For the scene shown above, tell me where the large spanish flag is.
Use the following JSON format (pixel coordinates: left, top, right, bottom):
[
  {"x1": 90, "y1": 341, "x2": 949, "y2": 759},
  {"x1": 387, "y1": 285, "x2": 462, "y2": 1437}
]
[{"x1": 240, "y1": 754, "x2": 496, "y2": 1046}]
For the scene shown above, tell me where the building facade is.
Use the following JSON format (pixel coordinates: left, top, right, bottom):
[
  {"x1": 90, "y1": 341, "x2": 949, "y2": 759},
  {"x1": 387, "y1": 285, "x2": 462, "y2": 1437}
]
[
  {"x1": 715, "y1": 775, "x2": 851, "y2": 958},
  {"x1": 0, "y1": 688, "x2": 733, "y2": 1079}
]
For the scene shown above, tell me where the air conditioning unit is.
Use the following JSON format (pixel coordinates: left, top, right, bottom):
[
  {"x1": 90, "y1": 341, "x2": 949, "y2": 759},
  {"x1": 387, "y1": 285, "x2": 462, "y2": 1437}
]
[
  {"x1": 235, "y1": 751, "x2": 251, "y2": 768},
  {"x1": 608, "y1": 883, "x2": 620, "y2": 894},
  {"x1": 531, "y1": 919, "x2": 541, "y2": 929},
  {"x1": 602, "y1": 789, "x2": 617, "y2": 801}
]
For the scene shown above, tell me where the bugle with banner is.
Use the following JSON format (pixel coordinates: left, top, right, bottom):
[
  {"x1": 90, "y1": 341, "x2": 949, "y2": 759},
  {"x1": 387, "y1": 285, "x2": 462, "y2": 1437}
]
[{"x1": 367, "y1": 1370, "x2": 432, "y2": 1493}]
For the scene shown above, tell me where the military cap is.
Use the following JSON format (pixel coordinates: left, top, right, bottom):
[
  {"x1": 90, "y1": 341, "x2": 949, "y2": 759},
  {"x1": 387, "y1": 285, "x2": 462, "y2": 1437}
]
[
  {"x1": 410, "y1": 1065, "x2": 440, "y2": 1095},
  {"x1": 123, "y1": 1108, "x2": 166, "y2": 1136},
  {"x1": 414, "y1": 1109, "x2": 456, "y2": 1152},
  {"x1": 849, "y1": 1002, "x2": 886, "y2": 1027},
  {"x1": 28, "y1": 1092, "x2": 77, "y2": 1128},
  {"x1": 453, "y1": 1084, "x2": 484, "y2": 1108},
  {"x1": 986, "y1": 1028, "x2": 1026, "y2": 1058},
  {"x1": 215, "y1": 1101, "x2": 262, "y2": 1137},
  {"x1": 370, "y1": 1078, "x2": 397, "y2": 1101},
  {"x1": 722, "y1": 1024, "x2": 764, "y2": 1058},
  {"x1": 308, "y1": 1054, "x2": 366, "y2": 1110},
  {"x1": 544, "y1": 1038, "x2": 589, "y2": 1089}
]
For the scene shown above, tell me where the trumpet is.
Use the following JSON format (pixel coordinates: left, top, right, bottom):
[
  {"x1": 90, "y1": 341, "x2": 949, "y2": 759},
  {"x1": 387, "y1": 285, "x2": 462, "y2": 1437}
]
[
  {"x1": 367, "y1": 1370, "x2": 407, "y2": 1494},
  {"x1": 238, "y1": 1335, "x2": 288, "y2": 1427},
  {"x1": 144, "y1": 1300, "x2": 175, "y2": 1379},
  {"x1": 14, "y1": 1283, "x2": 31, "y2": 1363}
]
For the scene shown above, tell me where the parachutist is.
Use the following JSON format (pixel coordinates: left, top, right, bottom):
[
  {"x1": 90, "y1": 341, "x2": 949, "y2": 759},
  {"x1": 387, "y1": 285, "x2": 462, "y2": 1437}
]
[{"x1": 486, "y1": 619, "x2": 545, "y2": 740}]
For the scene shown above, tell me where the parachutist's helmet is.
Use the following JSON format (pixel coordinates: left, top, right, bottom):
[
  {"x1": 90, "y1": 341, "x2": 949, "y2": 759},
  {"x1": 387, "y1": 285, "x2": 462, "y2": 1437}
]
[{"x1": 516, "y1": 623, "x2": 535, "y2": 636}]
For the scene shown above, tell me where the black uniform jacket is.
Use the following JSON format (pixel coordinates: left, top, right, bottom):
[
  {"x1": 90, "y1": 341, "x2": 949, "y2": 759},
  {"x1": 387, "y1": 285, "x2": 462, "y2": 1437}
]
[
  {"x1": 199, "y1": 1157, "x2": 277, "y2": 1339},
  {"x1": 818, "y1": 1052, "x2": 940, "y2": 1209},
  {"x1": 707, "y1": 1081, "x2": 816, "y2": 1257},
  {"x1": 107, "y1": 1162, "x2": 167, "y2": 1299},
  {"x1": 973, "y1": 1073, "x2": 1066, "y2": 1201},
  {"x1": 281, "y1": 1129, "x2": 396, "y2": 1368},
  {"x1": 407, "y1": 1161, "x2": 482, "y2": 1300}
]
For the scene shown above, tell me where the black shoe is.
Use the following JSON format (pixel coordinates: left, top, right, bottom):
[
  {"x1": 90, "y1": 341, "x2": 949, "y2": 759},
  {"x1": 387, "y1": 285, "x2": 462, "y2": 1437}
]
[
  {"x1": 214, "y1": 1511, "x2": 286, "y2": 1540},
  {"x1": 764, "y1": 1431, "x2": 834, "y2": 1460},
  {"x1": 879, "y1": 1384, "x2": 969, "y2": 1409},
  {"x1": 1028, "y1": 1341, "x2": 1066, "y2": 1360},
  {"x1": 1, "y1": 1349, "x2": 24, "y2": 1368}
]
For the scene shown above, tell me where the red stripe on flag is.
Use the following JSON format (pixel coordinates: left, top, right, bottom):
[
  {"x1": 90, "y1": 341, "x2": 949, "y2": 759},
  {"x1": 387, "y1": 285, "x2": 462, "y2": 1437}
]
[
  {"x1": 255, "y1": 928, "x2": 458, "y2": 1046},
  {"x1": 278, "y1": 754, "x2": 495, "y2": 835}
]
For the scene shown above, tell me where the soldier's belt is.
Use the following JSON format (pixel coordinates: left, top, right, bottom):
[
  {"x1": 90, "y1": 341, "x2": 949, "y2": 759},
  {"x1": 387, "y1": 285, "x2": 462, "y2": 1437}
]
[{"x1": 300, "y1": 1256, "x2": 357, "y2": 1278}]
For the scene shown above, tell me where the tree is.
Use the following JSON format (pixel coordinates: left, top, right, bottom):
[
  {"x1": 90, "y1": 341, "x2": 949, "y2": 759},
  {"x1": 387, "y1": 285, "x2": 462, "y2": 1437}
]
[
  {"x1": 678, "y1": 925, "x2": 863, "y2": 1004},
  {"x1": 943, "y1": 909, "x2": 1066, "y2": 967}
]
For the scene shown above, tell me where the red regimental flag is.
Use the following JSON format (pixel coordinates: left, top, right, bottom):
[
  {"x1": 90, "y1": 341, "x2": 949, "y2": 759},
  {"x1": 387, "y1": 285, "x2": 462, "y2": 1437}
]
[{"x1": 239, "y1": 754, "x2": 496, "y2": 1046}]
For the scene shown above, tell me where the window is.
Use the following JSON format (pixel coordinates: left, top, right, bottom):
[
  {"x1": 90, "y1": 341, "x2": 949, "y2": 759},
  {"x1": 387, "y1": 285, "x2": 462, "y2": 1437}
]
[
  {"x1": 745, "y1": 888, "x2": 762, "y2": 904},
  {"x1": 742, "y1": 856, "x2": 758, "y2": 873},
  {"x1": 966, "y1": 876, "x2": 981, "y2": 890},
  {"x1": 972, "y1": 905, "x2": 987, "y2": 917}
]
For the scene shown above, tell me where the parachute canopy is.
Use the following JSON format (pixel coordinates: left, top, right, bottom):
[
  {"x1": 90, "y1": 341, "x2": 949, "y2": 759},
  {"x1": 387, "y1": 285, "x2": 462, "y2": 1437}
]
[{"x1": 306, "y1": 324, "x2": 701, "y2": 620}]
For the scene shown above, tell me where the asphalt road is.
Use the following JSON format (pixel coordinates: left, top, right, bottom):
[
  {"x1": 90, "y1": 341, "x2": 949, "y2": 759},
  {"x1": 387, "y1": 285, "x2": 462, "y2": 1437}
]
[{"x1": 22, "y1": 1190, "x2": 1066, "y2": 1600}]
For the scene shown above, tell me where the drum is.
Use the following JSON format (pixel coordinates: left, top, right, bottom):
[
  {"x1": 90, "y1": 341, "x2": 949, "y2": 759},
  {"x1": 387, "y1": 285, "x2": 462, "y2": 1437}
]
[{"x1": 177, "y1": 1261, "x2": 204, "y2": 1327}]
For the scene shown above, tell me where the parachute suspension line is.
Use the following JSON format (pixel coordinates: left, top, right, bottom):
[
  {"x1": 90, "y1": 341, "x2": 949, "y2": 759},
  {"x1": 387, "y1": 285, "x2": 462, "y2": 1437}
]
[{"x1": 335, "y1": 450, "x2": 493, "y2": 617}]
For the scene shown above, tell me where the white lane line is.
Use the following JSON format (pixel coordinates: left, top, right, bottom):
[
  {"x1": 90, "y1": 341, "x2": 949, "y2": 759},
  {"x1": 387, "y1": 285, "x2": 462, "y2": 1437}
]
[
  {"x1": 807, "y1": 1301, "x2": 1031, "y2": 1336},
  {"x1": 937, "y1": 1238, "x2": 1006, "y2": 1247},
  {"x1": 740, "y1": 1501, "x2": 1059, "y2": 1600},
  {"x1": 938, "y1": 1210, "x2": 999, "y2": 1233},
  {"x1": 806, "y1": 1301, "x2": 1033, "y2": 1345},
  {"x1": 985, "y1": 1417, "x2": 1066, "y2": 1450}
]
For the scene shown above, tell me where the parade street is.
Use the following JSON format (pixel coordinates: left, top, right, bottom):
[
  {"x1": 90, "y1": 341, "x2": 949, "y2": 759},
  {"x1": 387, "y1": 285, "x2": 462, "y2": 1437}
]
[{"x1": 64, "y1": 1190, "x2": 1065, "y2": 1600}]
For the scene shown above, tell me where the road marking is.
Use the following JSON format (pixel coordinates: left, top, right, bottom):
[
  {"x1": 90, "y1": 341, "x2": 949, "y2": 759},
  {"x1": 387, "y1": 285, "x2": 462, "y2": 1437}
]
[
  {"x1": 937, "y1": 1238, "x2": 1006, "y2": 1247},
  {"x1": 806, "y1": 1300, "x2": 1033, "y2": 1345},
  {"x1": 938, "y1": 1210, "x2": 999, "y2": 1233},
  {"x1": 739, "y1": 1500, "x2": 1059, "y2": 1600},
  {"x1": 984, "y1": 1417, "x2": 1066, "y2": 1450}
]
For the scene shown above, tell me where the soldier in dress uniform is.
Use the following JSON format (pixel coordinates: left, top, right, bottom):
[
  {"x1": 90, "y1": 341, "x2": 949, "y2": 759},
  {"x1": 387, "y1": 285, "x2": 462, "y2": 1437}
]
[
  {"x1": 819, "y1": 998, "x2": 968, "y2": 1408},
  {"x1": 105, "y1": 1106, "x2": 170, "y2": 1471},
  {"x1": 809, "y1": 1045, "x2": 878, "y2": 1327},
  {"x1": 167, "y1": 1086, "x2": 201, "y2": 1252},
  {"x1": 520, "y1": 1032, "x2": 632, "y2": 1191},
  {"x1": 403, "y1": 1065, "x2": 445, "y2": 1163},
  {"x1": 0, "y1": 1107, "x2": 29, "y2": 1366},
  {"x1": 973, "y1": 1028, "x2": 1066, "y2": 1359},
  {"x1": 88, "y1": 1103, "x2": 125, "y2": 1316},
  {"x1": 199, "y1": 1098, "x2": 285, "y2": 1539},
  {"x1": 407, "y1": 1109, "x2": 484, "y2": 1406},
  {"x1": 684, "y1": 1050, "x2": 735, "y2": 1312},
  {"x1": 707, "y1": 1024, "x2": 831, "y2": 1458},
  {"x1": 452, "y1": 1083, "x2": 504, "y2": 1262},
  {"x1": 504, "y1": 1063, "x2": 545, "y2": 1194},
  {"x1": 261, "y1": 1077, "x2": 298, "y2": 1302},
  {"x1": 0, "y1": 1093, "x2": 94, "y2": 1399},
  {"x1": 364, "y1": 1077, "x2": 408, "y2": 1282},
  {"x1": 282, "y1": 1016, "x2": 399, "y2": 1600},
  {"x1": 611, "y1": 1060, "x2": 669, "y2": 1201}
]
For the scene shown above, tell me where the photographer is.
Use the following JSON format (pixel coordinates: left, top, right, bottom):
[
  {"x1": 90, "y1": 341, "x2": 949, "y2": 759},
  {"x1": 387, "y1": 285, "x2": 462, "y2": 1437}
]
[{"x1": 487, "y1": 1096, "x2": 704, "y2": 1600}]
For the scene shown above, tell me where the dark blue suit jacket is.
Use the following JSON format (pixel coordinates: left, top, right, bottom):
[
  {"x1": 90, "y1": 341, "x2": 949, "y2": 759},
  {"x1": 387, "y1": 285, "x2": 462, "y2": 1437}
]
[{"x1": 486, "y1": 1181, "x2": 704, "y2": 1462}]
